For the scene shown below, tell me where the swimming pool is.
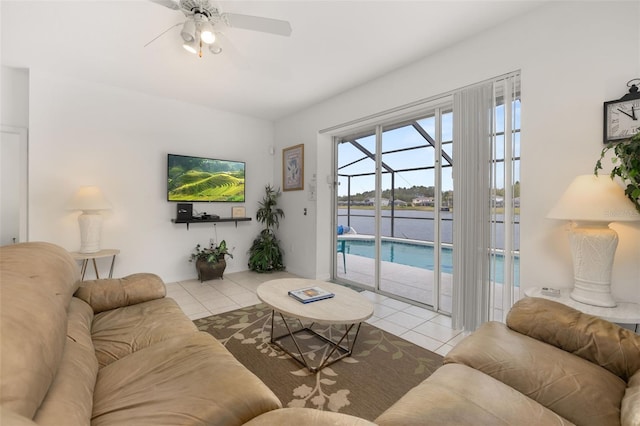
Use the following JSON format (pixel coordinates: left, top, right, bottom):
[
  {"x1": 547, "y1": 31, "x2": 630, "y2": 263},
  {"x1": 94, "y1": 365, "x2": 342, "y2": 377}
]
[{"x1": 341, "y1": 238, "x2": 520, "y2": 286}]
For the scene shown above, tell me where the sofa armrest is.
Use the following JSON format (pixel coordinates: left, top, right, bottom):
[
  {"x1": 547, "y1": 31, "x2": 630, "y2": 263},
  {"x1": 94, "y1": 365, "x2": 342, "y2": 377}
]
[
  {"x1": 74, "y1": 273, "x2": 166, "y2": 313},
  {"x1": 506, "y1": 297, "x2": 640, "y2": 381},
  {"x1": 622, "y1": 370, "x2": 640, "y2": 426}
]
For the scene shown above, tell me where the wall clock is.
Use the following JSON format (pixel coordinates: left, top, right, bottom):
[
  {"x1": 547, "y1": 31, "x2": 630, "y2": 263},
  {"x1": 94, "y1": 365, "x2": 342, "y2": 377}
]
[{"x1": 603, "y1": 79, "x2": 640, "y2": 144}]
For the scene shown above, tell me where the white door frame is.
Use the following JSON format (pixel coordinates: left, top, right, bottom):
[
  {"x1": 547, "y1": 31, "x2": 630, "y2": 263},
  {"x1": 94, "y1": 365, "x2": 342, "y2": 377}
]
[{"x1": 1, "y1": 125, "x2": 28, "y2": 243}]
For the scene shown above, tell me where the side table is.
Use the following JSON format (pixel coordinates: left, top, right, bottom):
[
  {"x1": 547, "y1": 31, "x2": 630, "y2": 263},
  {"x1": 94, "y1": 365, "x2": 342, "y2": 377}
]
[
  {"x1": 525, "y1": 287, "x2": 640, "y2": 329},
  {"x1": 70, "y1": 249, "x2": 120, "y2": 280}
]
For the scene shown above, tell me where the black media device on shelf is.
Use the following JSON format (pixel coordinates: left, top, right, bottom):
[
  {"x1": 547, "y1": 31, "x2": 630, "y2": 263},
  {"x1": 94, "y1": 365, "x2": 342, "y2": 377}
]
[{"x1": 176, "y1": 203, "x2": 193, "y2": 220}]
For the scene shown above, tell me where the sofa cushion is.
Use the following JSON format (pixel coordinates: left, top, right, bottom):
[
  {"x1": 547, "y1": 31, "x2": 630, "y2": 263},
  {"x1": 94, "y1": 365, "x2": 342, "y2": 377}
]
[
  {"x1": 0, "y1": 406, "x2": 38, "y2": 426},
  {"x1": 33, "y1": 339, "x2": 98, "y2": 426},
  {"x1": 66, "y1": 298, "x2": 95, "y2": 352},
  {"x1": 91, "y1": 297, "x2": 198, "y2": 367},
  {"x1": 0, "y1": 270, "x2": 67, "y2": 419},
  {"x1": 33, "y1": 298, "x2": 98, "y2": 426},
  {"x1": 244, "y1": 408, "x2": 377, "y2": 425},
  {"x1": 75, "y1": 273, "x2": 166, "y2": 313},
  {"x1": 91, "y1": 332, "x2": 282, "y2": 426},
  {"x1": 507, "y1": 297, "x2": 640, "y2": 381},
  {"x1": 0, "y1": 242, "x2": 80, "y2": 306},
  {"x1": 375, "y1": 364, "x2": 574, "y2": 426},
  {"x1": 622, "y1": 370, "x2": 640, "y2": 426},
  {"x1": 445, "y1": 322, "x2": 626, "y2": 426}
]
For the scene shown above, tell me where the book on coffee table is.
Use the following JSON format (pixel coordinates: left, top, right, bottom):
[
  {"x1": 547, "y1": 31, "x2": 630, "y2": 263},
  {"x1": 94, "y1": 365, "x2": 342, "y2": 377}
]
[{"x1": 288, "y1": 286, "x2": 335, "y2": 304}]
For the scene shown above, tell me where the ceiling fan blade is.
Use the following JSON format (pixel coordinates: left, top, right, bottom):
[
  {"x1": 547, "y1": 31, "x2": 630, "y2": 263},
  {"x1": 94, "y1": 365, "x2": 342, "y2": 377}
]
[
  {"x1": 221, "y1": 13, "x2": 292, "y2": 37},
  {"x1": 148, "y1": 0, "x2": 181, "y2": 11}
]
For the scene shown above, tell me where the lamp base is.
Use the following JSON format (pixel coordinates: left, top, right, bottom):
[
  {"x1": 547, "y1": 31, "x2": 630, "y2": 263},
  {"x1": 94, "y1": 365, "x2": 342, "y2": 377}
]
[
  {"x1": 78, "y1": 212, "x2": 103, "y2": 254},
  {"x1": 567, "y1": 224, "x2": 618, "y2": 308},
  {"x1": 570, "y1": 286, "x2": 617, "y2": 308}
]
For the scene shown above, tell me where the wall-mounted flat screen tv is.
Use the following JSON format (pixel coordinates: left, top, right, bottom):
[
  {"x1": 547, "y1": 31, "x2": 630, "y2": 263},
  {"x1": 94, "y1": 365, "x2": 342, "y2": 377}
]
[{"x1": 167, "y1": 154, "x2": 245, "y2": 202}]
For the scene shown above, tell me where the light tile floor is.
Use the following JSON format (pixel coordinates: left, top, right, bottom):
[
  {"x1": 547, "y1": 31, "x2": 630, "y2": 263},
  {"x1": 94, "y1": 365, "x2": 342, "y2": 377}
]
[{"x1": 167, "y1": 270, "x2": 464, "y2": 357}]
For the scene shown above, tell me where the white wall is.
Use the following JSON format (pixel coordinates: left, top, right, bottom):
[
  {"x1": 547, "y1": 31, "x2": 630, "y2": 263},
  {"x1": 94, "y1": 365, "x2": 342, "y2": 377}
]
[
  {"x1": 27, "y1": 70, "x2": 275, "y2": 282},
  {"x1": 1, "y1": 67, "x2": 29, "y2": 128},
  {"x1": 274, "y1": 1, "x2": 640, "y2": 302},
  {"x1": 4, "y1": 2, "x2": 639, "y2": 300}
]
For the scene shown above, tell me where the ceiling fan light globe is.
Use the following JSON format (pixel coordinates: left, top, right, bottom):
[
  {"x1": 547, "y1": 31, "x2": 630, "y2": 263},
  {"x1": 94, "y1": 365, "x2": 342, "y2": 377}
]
[
  {"x1": 200, "y1": 31, "x2": 215, "y2": 44},
  {"x1": 209, "y1": 44, "x2": 222, "y2": 54},
  {"x1": 180, "y1": 19, "x2": 196, "y2": 42},
  {"x1": 182, "y1": 40, "x2": 198, "y2": 54},
  {"x1": 199, "y1": 22, "x2": 215, "y2": 44}
]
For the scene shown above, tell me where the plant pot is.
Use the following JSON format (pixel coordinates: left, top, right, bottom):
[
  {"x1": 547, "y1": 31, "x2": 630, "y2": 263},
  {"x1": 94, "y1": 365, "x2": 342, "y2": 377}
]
[{"x1": 196, "y1": 257, "x2": 226, "y2": 282}]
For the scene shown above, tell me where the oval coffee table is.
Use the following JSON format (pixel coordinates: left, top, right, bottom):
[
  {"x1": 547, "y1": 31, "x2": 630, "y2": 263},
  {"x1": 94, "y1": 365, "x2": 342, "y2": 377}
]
[{"x1": 257, "y1": 278, "x2": 374, "y2": 373}]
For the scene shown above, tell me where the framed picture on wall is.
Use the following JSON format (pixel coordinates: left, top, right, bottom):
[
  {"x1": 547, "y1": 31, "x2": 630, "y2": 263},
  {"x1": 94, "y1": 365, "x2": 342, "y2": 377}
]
[
  {"x1": 231, "y1": 206, "x2": 246, "y2": 218},
  {"x1": 283, "y1": 144, "x2": 304, "y2": 191}
]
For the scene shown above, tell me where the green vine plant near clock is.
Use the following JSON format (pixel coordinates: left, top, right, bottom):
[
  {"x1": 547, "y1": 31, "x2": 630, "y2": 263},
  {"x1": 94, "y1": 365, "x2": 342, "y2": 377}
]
[
  {"x1": 595, "y1": 130, "x2": 640, "y2": 214},
  {"x1": 596, "y1": 79, "x2": 640, "y2": 214}
]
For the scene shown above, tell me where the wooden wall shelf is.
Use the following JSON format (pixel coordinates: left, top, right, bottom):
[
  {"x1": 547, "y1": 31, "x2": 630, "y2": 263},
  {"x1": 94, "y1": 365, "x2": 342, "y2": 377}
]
[{"x1": 171, "y1": 217, "x2": 252, "y2": 229}]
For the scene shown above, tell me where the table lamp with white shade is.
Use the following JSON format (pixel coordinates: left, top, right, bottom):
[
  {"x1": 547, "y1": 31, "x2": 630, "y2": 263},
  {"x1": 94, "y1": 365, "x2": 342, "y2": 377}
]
[
  {"x1": 547, "y1": 174, "x2": 640, "y2": 307},
  {"x1": 68, "y1": 186, "x2": 112, "y2": 253}
]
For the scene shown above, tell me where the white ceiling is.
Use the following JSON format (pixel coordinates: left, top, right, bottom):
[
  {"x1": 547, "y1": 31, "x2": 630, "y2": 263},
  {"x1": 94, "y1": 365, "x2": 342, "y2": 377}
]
[{"x1": 1, "y1": 0, "x2": 545, "y2": 121}]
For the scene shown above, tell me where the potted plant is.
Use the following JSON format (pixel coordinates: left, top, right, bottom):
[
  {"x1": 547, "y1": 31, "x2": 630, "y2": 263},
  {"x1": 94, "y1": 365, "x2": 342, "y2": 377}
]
[
  {"x1": 248, "y1": 185, "x2": 285, "y2": 272},
  {"x1": 595, "y1": 130, "x2": 640, "y2": 213},
  {"x1": 190, "y1": 240, "x2": 233, "y2": 282}
]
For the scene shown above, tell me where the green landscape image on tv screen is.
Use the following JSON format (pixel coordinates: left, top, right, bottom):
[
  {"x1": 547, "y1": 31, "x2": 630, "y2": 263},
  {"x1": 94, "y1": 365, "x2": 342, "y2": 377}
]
[{"x1": 167, "y1": 154, "x2": 245, "y2": 202}]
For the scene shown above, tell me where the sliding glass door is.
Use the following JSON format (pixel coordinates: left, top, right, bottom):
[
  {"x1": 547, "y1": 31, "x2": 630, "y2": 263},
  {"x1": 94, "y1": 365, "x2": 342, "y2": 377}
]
[
  {"x1": 335, "y1": 107, "x2": 454, "y2": 314},
  {"x1": 333, "y1": 73, "x2": 521, "y2": 328},
  {"x1": 335, "y1": 131, "x2": 378, "y2": 290}
]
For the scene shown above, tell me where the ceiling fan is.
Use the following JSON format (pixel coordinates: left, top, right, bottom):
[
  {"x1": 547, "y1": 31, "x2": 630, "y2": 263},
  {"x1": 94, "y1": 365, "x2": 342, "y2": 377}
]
[{"x1": 149, "y1": 0, "x2": 292, "y2": 57}]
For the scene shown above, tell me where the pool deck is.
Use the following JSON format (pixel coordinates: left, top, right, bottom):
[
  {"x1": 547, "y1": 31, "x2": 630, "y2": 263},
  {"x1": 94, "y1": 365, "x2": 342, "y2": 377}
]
[{"x1": 336, "y1": 252, "x2": 520, "y2": 320}]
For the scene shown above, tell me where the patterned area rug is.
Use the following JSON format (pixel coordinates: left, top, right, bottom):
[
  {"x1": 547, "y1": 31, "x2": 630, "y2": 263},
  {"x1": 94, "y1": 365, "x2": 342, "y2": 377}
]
[{"x1": 194, "y1": 303, "x2": 443, "y2": 421}]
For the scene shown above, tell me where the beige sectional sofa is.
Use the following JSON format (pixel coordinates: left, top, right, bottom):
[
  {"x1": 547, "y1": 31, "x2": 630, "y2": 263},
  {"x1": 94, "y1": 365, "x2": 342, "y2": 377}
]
[
  {"x1": 2, "y1": 241, "x2": 639, "y2": 426},
  {"x1": 376, "y1": 297, "x2": 640, "y2": 426},
  {"x1": 0, "y1": 242, "x2": 284, "y2": 425}
]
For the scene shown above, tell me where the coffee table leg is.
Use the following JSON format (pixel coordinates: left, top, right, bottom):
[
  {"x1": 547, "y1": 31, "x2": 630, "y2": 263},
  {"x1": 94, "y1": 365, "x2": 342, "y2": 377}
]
[
  {"x1": 315, "y1": 323, "x2": 356, "y2": 371},
  {"x1": 268, "y1": 310, "x2": 364, "y2": 374},
  {"x1": 347, "y1": 322, "x2": 362, "y2": 352},
  {"x1": 269, "y1": 311, "x2": 317, "y2": 371}
]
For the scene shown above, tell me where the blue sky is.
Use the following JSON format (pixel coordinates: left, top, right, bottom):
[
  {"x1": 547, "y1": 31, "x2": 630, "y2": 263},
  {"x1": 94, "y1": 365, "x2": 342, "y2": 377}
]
[
  {"x1": 337, "y1": 102, "x2": 520, "y2": 198},
  {"x1": 338, "y1": 111, "x2": 454, "y2": 196}
]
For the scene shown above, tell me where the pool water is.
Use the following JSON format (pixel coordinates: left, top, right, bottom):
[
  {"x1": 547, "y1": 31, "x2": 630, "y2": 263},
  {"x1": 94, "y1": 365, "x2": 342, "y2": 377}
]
[{"x1": 342, "y1": 239, "x2": 519, "y2": 286}]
